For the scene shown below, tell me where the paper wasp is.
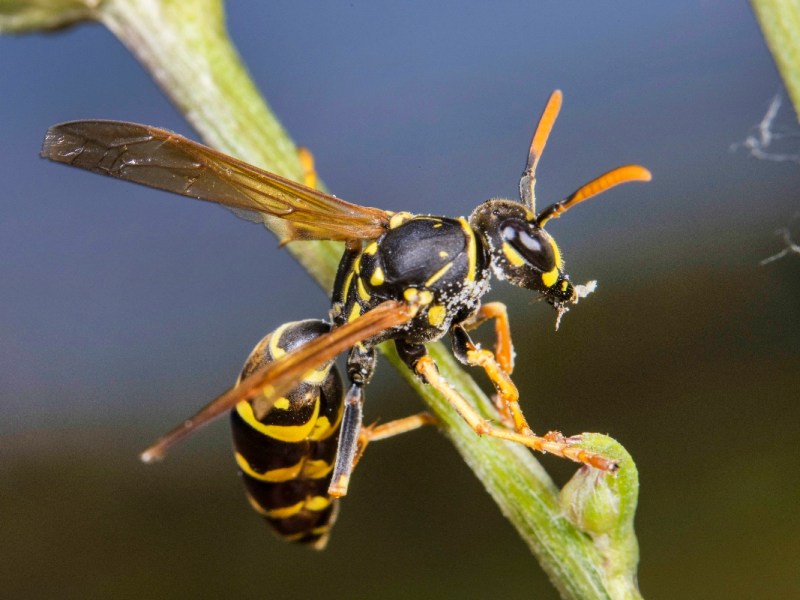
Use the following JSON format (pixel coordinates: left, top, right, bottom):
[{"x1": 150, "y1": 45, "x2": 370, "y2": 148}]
[{"x1": 42, "y1": 91, "x2": 650, "y2": 545}]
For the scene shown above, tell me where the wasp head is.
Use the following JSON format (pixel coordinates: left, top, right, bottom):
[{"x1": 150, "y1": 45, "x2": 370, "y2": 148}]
[
  {"x1": 468, "y1": 92, "x2": 651, "y2": 317},
  {"x1": 470, "y1": 199, "x2": 575, "y2": 308}
]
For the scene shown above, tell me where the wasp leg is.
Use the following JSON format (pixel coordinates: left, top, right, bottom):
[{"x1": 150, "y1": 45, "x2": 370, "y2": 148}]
[
  {"x1": 413, "y1": 353, "x2": 617, "y2": 471},
  {"x1": 297, "y1": 146, "x2": 318, "y2": 190},
  {"x1": 328, "y1": 383, "x2": 364, "y2": 498},
  {"x1": 352, "y1": 412, "x2": 437, "y2": 468},
  {"x1": 328, "y1": 344, "x2": 376, "y2": 498},
  {"x1": 450, "y1": 324, "x2": 532, "y2": 435},
  {"x1": 461, "y1": 302, "x2": 515, "y2": 374}
]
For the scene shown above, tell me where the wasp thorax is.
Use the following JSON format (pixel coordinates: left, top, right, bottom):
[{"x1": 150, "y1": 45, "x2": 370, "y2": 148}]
[{"x1": 470, "y1": 199, "x2": 575, "y2": 304}]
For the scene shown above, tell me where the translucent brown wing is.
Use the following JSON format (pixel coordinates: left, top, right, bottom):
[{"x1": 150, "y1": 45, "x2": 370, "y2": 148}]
[
  {"x1": 140, "y1": 300, "x2": 416, "y2": 463},
  {"x1": 41, "y1": 120, "x2": 391, "y2": 242}
]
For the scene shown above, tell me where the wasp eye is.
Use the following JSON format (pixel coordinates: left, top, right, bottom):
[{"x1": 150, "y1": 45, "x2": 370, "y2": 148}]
[{"x1": 501, "y1": 221, "x2": 556, "y2": 272}]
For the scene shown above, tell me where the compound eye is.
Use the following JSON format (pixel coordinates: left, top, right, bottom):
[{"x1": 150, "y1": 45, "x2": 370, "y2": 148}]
[{"x1": 501, "y1": 221, "x2": 556, "y2": 272}]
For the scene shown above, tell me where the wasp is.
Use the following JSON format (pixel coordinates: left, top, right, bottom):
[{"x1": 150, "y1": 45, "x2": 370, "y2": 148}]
[{"x1": 42, "y1": 91, "x2": 650, "y2": 542}]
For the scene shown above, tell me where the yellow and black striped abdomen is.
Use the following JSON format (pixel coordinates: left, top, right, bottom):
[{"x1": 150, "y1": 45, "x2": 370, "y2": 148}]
[{"x1": 230, "y1": 320, "x2": 344, "y2": 548}]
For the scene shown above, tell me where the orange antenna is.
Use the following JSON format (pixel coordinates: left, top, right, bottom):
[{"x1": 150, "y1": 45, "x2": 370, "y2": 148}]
[
  {"x1": 519, "y1": 90, "x2": 563, "y2": 213},
  {"x1": 535, "y1": 164, "x2": 652, "y2": 227}
]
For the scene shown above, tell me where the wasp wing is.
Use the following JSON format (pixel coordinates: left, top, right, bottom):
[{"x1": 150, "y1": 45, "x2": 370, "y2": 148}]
[
  {"x1": 42, "y1": 120, "x2": 391, "y2": 242},
  {"x1": 140, "y1": 300, "x2": 415, "y2": 463}
]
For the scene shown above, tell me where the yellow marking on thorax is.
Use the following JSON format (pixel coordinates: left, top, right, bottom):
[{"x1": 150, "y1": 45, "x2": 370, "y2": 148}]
[
  {"x1": 438, "y1": 251, "x2": 449, "y2": 259},
  {"x1": 348, "y1": 303, "x2": 362, "y2": 322},
  {"x1": 403, "y1": 287, "x2": 433, "y2": 306},
  {"x1": 369, "y1": 266, "x2": 385, "y2": 287},
  {"x1": 542, "y1": 268, "x2": 559, "y2": 288},
  {"x1": 427, "y1": 304, "x2": 447, "y2": 327},
  {"x1": 389, "y1": 212, "x2": 413, "y2": 229},
  {"x1": 502, "y1": 242, "x2": 526, "y2": 267},
  {"x1": 340, "y1": 268, "x2": 355, "y2": 304},
  {"x1": 364, "y1": 242, "x2": 379, "y2": 255},
  {"x1": 458, "y1": 217, "x2": 477, "y2": 282},
  {"x1": 425, "y1": 262, "x2": 453, "y2": 287},
  {"x1": 273, "y1": 397, "x2": 291, "y2": 410},
  {"x1": 236, "y1": 397, "x2": 320, "y2": 442},
  {"x1": 236, "y1": 452, "x2": 303, "y2": 482},
  {"x1": 356, "y1": 277, "x2": 371, "y2": 301}
]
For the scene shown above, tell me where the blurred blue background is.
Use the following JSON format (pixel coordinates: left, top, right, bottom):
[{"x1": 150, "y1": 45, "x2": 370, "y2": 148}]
[{"x1": 1, "y1": 2, "x2": 799, "y2": 599}]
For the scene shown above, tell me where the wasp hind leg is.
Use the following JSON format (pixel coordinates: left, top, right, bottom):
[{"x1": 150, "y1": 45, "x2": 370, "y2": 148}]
[
  {"x1": 400, "y1": 338, "x2": 617, "y2": 472},
  {"x1": 352, "y1": 412, "x2": 437, "y2": 468}
]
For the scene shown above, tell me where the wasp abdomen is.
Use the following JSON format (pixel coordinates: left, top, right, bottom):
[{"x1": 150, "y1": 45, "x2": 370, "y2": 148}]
[{"x1": 230, "y1": 320, "x2": 344, "y2": 548}]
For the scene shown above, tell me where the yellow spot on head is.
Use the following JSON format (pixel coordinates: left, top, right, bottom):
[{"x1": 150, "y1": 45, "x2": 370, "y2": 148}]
[
  {"x1": 438, "y1": 251, "x2": 449, "y2": 259},
  {"x1": 427, "y1": 304, "x2": 447, "y2": 327},
  {"x1": 369, "y1": 266, "x2": 385, "y2": 287},
  {"x1": 502, "y1": 242, "x2": 526, "y2": 267}
]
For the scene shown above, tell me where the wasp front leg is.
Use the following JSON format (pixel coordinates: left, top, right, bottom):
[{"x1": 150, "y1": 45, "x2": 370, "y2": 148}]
[
  {"x1": 450, "y1": 324, "x2": 533, "y2": 435},
  {"x1": 461, "y1": 302, "x2": 515, "y2": 374}
]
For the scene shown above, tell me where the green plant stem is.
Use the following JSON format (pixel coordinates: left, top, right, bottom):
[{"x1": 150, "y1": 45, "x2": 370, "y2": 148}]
[
  {"x1": 751, "y1": 0, "x2": 800, "y2": 120},
  {"x1": 2, "y1": 1, "x2": 641, "y2": 597}
]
